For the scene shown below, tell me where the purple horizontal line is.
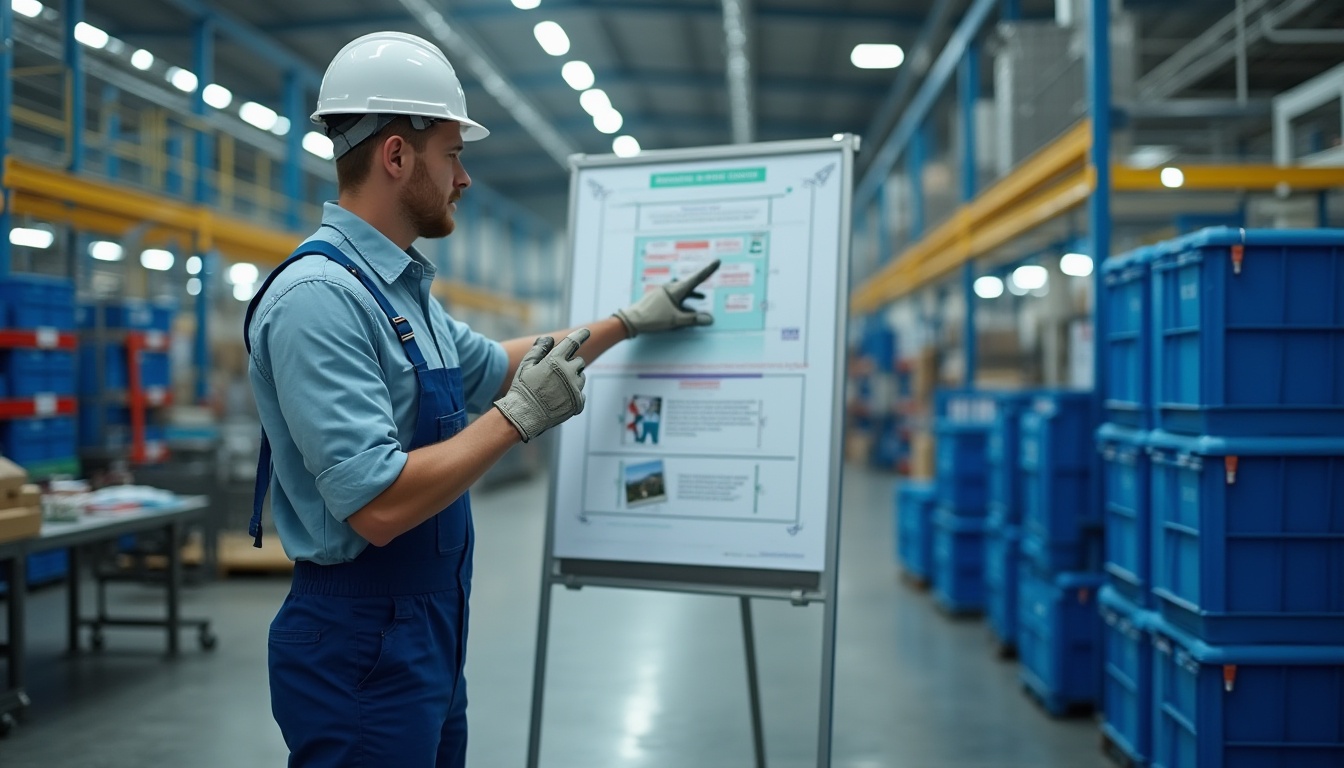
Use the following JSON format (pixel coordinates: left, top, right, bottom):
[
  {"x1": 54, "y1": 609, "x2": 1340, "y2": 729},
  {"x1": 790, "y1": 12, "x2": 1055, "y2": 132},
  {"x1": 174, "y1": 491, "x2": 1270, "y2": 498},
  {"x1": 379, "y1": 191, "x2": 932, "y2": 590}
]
[{"x1": 636, "y1": 373, "x2": 764, "y2": 379}]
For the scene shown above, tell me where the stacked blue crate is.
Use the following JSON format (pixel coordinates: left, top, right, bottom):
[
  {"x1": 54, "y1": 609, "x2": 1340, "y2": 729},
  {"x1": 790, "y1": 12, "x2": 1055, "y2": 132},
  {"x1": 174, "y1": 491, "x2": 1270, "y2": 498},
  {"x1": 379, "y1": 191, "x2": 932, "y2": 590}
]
[
  {"x1": 895, "y1": 480, "x2": 937, "y2": 584},
  {"x1": 78, "y1": 299, "x2": 175, "y2": 458},
  {"x1": 985, "y1": 392, "x2": 1033, "y2": 653},
  {"x1": 931, "y1": 390, "x2": 998, "y2": 614},
  {"x1": 1016, "y1": 390, "x2": 1102, "y2": 716},
  {"x1": 0, "y1": 274, "x2": 78, "y2": 480},
  {"x1": 1100, "y1": 586, "x2": 1155, "y2": 766},
  {"x1": 1141, "y1": 227, "x2": 1344, "y2": 768}
]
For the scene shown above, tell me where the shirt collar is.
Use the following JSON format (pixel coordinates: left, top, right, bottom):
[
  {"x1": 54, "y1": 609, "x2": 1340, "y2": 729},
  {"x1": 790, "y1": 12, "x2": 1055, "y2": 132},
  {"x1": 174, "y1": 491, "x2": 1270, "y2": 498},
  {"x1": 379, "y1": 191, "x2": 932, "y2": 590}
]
[{"x1": 317, "y1": 202, "x2": 437, "y2": 284}]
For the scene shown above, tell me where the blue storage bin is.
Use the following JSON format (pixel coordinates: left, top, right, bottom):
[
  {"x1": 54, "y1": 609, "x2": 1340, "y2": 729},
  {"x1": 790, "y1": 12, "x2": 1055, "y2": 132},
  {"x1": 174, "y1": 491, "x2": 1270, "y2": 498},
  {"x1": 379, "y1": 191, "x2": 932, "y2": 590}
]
[
  {"x1": 0, "y1": 274, "x2": 76, "y2": 329},
  {"x1": 1, "y1": 417, "x2": 77, "y2": 465},
  {"x1": 985, "y1": 523, "x2": 1022, "y2": 650},
  {"x1": 79, "y1": 299, "x2": 153, "y2": 330},
  {"x1": 79, "y1": 406, "x2": 131, "y2": 449},
  {"x1": 1098, "y1": 424, "x2": 1151, "y2": 605},
  {"x1": 26, "y1": 549, "x2": 68, "y2": 587},
  {"x1": 987, "y1": 392, "x2": 1034, "y2": 523},
  {"x1": 1151, "y1": 227, "x2": 1344, "y2": 436},
  {"x1": 936, "y1": 388, "x2": 1000, "y2": 425},
  {"x1": 80, "y1": 343, "x2": 130, "y2": 393},
  {"x1": 934, "y1": 421, "x2": 991, "y2": 514},
  {"x1": 1100, "y1": 586, "x2": 1154, "y2": 768},
  {"x1": 933, "y1": 508, "x2": 987, "y2": 614},
  {"x1": 896, "y1": 481, "x2": 937, "y2": 582},
  {"x1": 1149, "y1": 430, "x2": 1344, "y2": 644},
  {"x1": 141, "y1": 352, "x2": 171, "y2": 390},
  {"x1": 4, "y1": 349, "x2": 76, "y2": 397},
  {"x1": 1103, "y1": 246, "x2": 1155, "y2": 428},
  {"x1": 1151, "y1": 616, "x2": 1344, "y2": 768},
  {"x1": 148, "y1": 299, "x2": 176, "y2": 333},
  {"x1": 1018, "y1": 566, "x2": 1103, "y2": 716},
  {"x1": 1020, "y1": 392, "x2": 1097, "y2": 571}
]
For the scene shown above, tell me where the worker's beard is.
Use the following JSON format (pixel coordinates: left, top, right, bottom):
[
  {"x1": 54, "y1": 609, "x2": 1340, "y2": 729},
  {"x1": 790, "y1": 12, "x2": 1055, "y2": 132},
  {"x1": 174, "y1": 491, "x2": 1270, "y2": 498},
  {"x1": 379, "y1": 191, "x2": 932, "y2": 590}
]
[{"x1": 401, "y1": 161, "x2": 456, "y2": 239}]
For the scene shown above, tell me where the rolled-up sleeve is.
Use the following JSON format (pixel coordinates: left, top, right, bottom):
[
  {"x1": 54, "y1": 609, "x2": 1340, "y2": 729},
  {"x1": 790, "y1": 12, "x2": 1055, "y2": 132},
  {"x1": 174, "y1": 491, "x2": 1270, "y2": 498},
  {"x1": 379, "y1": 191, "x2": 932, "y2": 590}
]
[
  {"x1": 252, "y1": 277, "x2": 407, "y2": 522},
  {"x1": 446, "y1": 315, "x2": 509, "y2": 413}
]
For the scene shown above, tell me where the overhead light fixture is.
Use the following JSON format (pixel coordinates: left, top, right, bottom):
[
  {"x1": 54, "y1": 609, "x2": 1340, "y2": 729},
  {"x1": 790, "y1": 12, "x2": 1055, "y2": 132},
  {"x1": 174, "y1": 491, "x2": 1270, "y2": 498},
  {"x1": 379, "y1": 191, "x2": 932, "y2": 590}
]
[
  {"x1": 130, "y1": 48, "x2": 154, "y2": 70},
  {"x1": 561, "y1": 60, "x2": 595, "y2": 91},
  {"x1": 1011, "y1": 265, "x2": 1049, "y2": 291},
  {"x1": 302, "y1": 132, "x2": 334, "y2": 160},
  {"x1": 1060, "y1": 253, "x2": 1094, "y2": 277},
  {"x1": 511, "y1": 0, "x2": 540, "y2": 8},
  {"x1": 185, "y1": 255, "x2": 202, "y2": 275},
  {"x1": 271, "y1": 116, "x2": 292, "y2": 136},
  {"x1": 202, "y1": 83, "x2": 232, "y2": 109},
  {"x1": 239, "y1": 101, "x2": 278, "y2": 131},
  {"x1": 533, "y1": 21, "x2": 570, "y2": 56},
  {"x1": 973, "y1": 276, "x2": 1004, "y2": 299},
  {"x1": 10, "y1": 227, "x2": 54, "y2": 249},
  {"x1": 74, "y1": 22, "x2": 110, "y2": 49},
  {"x1": 11, "y1": 0, "x2": 44, "y2": 19},
  {"x1": 850, "y1": 43, "x2": 904, "y2": 70},
  {"x1": 186, "y1": 277, "x2": 202, "y2": 296},
  {"x1": 233, "y1": 282, "x2": 256, "y2": 302},
  {"x1": 227, "y1": 262, "x2": 260, "y2": 286},
  {"x1": 141, "y1": 248, "x2": 175, "y2": 271},
  {"x1": 1160, "y1": 167, "x2": 1185, "y2": 189},
  {"x1": 166, "y1": 67, "x2": 198, "y2": 93},
  {"x1": 593, "y1": 109, "x2": 623, "y2": 134},
  {"x1": 612, "y1": 135, "x2": 640, "y2": 158},
  {"x1": 579, "y1": 88, "x2": 611, "y2": 116},
  {"x1": 1127, "y1": 145, "x2": 1177, "y2": 170},
  {"x1": 89, "y1": 240, "x2": 124, "y2": 261}
]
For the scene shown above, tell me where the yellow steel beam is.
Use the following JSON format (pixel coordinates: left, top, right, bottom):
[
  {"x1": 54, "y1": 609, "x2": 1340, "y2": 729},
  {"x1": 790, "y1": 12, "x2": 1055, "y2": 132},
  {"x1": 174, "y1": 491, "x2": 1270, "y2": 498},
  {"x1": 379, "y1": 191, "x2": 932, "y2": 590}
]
[
  {"x1": 1113, "y1": 164, "x2": 1344, "y2": 192},
  {"x1": 964, "y1": 119, "x2": 1091, "y2": 224},
  {"x1": 4, "y1": 157, "x2": 202, "y2": 233}
]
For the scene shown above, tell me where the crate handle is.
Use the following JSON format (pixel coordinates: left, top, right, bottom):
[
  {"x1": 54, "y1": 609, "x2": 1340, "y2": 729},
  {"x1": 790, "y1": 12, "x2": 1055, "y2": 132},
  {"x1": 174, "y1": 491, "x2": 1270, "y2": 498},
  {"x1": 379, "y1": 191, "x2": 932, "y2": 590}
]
[
  {"x1": 1223, "y1": 664, "x2": 1237, "y2": 693},
  {"x1": 1231, "y1": 228, "x2": 1246, "y2": 276},
  {"x1": 1225, "y1": 456, "x2": 1239, "y2": 485}
]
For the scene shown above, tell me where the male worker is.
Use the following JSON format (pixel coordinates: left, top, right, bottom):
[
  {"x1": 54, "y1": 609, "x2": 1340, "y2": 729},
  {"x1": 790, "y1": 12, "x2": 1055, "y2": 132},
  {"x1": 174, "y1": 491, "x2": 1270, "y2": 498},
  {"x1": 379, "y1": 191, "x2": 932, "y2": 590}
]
[{"x1": 244, "y1": 31, "x2": 719, "y2": 767}]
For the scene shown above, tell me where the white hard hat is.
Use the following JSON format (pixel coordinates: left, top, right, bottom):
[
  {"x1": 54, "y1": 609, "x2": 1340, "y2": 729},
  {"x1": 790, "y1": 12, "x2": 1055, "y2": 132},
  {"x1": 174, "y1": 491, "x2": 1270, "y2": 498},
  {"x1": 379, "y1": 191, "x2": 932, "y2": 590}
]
[{"x1": 312, "y1": 31, "x2": 488, "y2": 158}]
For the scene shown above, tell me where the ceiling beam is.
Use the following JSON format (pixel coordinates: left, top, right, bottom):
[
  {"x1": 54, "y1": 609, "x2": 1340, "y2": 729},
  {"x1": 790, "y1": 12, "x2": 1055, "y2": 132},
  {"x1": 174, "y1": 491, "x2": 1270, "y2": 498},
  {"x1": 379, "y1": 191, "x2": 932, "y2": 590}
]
[
  {"x1": 468, "y1": 69, "x2": 888, "y2": 98},
  {"x1": 147, "y1": 0, "x2": 323, "y2": 90},
  {"x1": 720, "y1": 0, "x2": 755, "y2": 143}
]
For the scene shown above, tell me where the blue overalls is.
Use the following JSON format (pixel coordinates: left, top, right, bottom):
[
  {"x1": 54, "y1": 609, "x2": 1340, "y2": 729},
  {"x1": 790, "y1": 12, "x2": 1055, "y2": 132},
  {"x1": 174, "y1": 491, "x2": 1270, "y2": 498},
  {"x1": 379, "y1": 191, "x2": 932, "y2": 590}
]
[{"x1": 245, "y1": 241, "x2": 474, "y2": 767}]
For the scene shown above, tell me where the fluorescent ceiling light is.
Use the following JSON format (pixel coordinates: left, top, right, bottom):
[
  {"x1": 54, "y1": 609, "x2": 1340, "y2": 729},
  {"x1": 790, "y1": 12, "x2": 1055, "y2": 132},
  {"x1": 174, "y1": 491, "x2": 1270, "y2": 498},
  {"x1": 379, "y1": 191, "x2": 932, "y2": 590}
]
[
  {"x1": 141, "y1": 248, "x2": 175, "y2": 271},
  {"x1": 233, "y1": 282, "x2": 256, "y2": 302},
  {"x1": 166, "y1": 67, "x2": 198, "y2": 93},
  {"x1": 271, "y1": 116, "x2": 292, "y2": 136},
  {"x1": 1127, "y1": 145, "x2": 1176, "y2": 170},
  {"x1": 579, "y1": 88, "x2": 611, "y2": 116},
  {"x1": 612, "y1": 135, "x2": 640, "y2": 158},
  {"x1": 533, "y1": 21, "x2": 570, "y2": 56},
  {"x1": 74, "y1": 22, "x2": 110, "y2": 49},
  {"x1": 89, "y1": 240, "x2": 124, "y2": 261},
  {"x1": 239, "y1": 102, "x2": 278, "y2": 131},
  {"x1": 561, "y1": 60, "x2": 595, "y2": 91},
  {"x1": 10, "y1": 227, "x2": 54, "y2": 249},
  {"x1": 185, "y1": 255, "x2": 202, "y2": 274},
  {"x1": 186, "y1": 277, "x2": 202, "y2": 296},
  {"x1": 1060, "y1": 253, "x2": 1094, "y2": 277},
  {"x1": 12, "y1": 0, "x2": 43, "y2": 19},
  {"x1": 130, "y1": 48, "x2": 154, "y2": 70},
  {"x1": 227, "y1": 262, "x2": 260, "y2": 286},
  {"x1": 973, "y1": 276, "x2": 1004, "y2": 299},
  {"x1": 511, "y1": 0, "x2": 540, "y2": 7},
  {"x1": 593, "y1": 109, "x2": 623, "y2": 134},
  {"x1": 1160, "y1": 167, "x2": 1185, "y2": 188},
  {"x1": 202, "y1": 83, "x2": 232, "y2": 109},
  {"x1": 1011, "y1": 265, "x2": 1049, "y2": 291},
  {"x1": 851, "y1": 43, "x2": 904, "y2": 70},
  {"x1": 302, "y1": 132, "x2": 334, "y2": 160}
]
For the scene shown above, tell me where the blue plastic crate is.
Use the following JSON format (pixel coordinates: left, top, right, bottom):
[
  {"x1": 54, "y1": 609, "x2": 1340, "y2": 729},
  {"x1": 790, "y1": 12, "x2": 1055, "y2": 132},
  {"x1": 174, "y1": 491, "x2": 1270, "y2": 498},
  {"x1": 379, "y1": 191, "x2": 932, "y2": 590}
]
[
  {"x1": 1149, "y1": 430, "x2": 1344, "y2": 644},
  {"x1": 933, "y1": 508, "x2": 987, "y2": 614},
  {"x1": 148, "y1": 299, "x2": 176, "y2": 333},
  {"x1": 987, "y1": 392, "x2": 1034, "y2": 523},
  {"x1": 1098, "y1": 424, "x2": 1151, "y2": 606},
  {"x1": 896, "y1": 481, "x2": 937, "y2": 582},
  {"x1": 0, "y1": 274, "x2": 76, "y2": 329},
  {"x1": 1151, "y1": 616, "x2": 1344, "y2": 768},
  {"x1": 985, "y1": 524, "x2": 1022, "y2": 650},
  {"x1": 934, "y1": 421, "x2": 991, "y2": 514},
  {"x1": 79, "y1": 406, "x2": 131, "y2": 449},
  {"x1": 26, "y1": 549, "x2": 68, "y2": 586},
  {"x1": 4, "y1": 349, "x2": 76, "y2": 397},
  {"x1": 80, "y1": 343, "x2": 131, "y2": 393},
  {"x1": 141, "y1": 352, "x2": 171, "y2": 390},
  {"x1": 1151, "y1": 227, "x2": 1344, "y2": 436},
  {"x1": 1103, "y1": 246, "x2": 1155, "y2": 428},
  {"x1": 936, "y1": 388, "x2": 1000, "y2": 425},
  {"x1": 1100, "y1": 586, "x2": 1154, "y2": 768},
  {"x1": 1018, "y1": 566, "x2": 1104, "y2": 716},
  {"x1": 1020, "y1": 393, "x2": 1098, "y2": 571},
  {"x1": 78, "y1": 299, "x2": 154, "y2": 330},
  {"x1": 1, "y1": 416, "x2": 77, "y2": 465}
]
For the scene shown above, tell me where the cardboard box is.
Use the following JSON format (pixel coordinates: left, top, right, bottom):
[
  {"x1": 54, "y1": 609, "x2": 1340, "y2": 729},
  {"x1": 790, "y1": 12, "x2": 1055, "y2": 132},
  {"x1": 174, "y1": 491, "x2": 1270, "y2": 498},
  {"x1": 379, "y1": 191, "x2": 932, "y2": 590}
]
[
  {"x1": 909, "y1": 431, "x2": 935, "y2": 479},
  {"x1": 0, "y1": 506, "x2": 41, "y2": 544},
  {"x1": 0, "y1": 458, "x2": 28, "y2": 499}
]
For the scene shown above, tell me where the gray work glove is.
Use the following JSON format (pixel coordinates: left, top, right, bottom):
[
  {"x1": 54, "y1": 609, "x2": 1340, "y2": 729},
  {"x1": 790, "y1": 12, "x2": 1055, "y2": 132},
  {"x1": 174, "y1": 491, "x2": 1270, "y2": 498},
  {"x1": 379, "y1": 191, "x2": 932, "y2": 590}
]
[
  {"x1": 614, "y1": 259, "x2": 721, "y2": 337},
  {"x1": 494, "y1": 329, "x2": 590, "y2": 442}
]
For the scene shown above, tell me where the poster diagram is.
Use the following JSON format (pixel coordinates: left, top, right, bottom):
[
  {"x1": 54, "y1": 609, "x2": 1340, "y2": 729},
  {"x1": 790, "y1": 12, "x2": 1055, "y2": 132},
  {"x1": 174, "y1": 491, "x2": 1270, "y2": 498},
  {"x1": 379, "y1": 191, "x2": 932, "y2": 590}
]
[{"x1": 632, "y1": 234, "x2": 769, "y2": 333}]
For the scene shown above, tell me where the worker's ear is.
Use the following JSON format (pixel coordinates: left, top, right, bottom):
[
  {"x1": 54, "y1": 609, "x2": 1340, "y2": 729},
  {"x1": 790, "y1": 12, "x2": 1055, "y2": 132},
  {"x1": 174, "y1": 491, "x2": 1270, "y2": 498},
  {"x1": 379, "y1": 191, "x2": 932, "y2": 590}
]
[{"x1": 381, "y1": 135, "x2": 408, "y2": 178}]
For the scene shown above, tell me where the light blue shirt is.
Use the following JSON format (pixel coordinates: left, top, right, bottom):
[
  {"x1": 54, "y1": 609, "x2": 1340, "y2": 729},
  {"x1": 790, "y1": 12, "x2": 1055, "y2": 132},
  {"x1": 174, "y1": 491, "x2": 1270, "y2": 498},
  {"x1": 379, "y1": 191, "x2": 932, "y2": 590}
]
[{"x1": 248, "y1": 203, "x2": 509, "y2": 564}]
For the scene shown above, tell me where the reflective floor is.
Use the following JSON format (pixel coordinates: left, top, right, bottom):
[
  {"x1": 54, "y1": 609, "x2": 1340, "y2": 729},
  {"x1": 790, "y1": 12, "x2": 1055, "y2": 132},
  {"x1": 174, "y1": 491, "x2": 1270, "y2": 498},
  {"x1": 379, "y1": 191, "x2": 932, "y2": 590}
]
[{"x1": 0, "y1": 464, "x2": 1107, "y2": 767}]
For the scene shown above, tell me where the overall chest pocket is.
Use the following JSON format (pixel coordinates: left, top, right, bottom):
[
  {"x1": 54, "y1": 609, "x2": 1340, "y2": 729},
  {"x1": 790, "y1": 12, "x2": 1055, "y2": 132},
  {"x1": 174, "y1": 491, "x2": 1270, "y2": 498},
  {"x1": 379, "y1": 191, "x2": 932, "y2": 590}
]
[{"x1": 436, "y1": 408, "x2": 471, "y2": 555}]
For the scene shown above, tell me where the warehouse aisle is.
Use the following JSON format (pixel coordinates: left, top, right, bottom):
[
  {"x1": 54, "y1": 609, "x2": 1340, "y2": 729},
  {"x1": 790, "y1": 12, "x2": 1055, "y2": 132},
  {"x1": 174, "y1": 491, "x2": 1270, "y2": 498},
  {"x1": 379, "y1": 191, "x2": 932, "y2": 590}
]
[{"x1": 0, "y1": 464, "x2": 1106, "y2": 767}]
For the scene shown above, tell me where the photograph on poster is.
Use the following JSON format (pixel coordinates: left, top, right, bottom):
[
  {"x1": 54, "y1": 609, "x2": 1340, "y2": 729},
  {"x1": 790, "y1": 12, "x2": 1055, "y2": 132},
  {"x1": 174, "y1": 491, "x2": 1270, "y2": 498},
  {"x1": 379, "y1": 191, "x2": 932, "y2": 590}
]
[{"x1": 623, "y1": 460, "x2": 668, "y2": 507}]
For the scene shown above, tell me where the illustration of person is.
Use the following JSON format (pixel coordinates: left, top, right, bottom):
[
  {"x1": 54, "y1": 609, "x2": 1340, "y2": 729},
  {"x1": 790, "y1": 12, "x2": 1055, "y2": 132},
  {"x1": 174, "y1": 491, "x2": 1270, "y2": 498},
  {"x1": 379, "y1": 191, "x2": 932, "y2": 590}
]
[
  {"x1": 639, "y1": 399, "x2": 661, "y2": 444},
  {"x1": 627, "y1": 398, "x2": 643, "y2": 442}
]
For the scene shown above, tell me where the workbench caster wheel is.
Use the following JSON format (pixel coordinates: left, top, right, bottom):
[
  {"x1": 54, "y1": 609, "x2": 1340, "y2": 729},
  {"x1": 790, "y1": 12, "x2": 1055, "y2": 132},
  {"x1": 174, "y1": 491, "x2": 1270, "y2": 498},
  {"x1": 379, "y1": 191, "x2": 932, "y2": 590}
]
[
  {"x1": 0, "y1": 712, "x2": 17, "y2": 738},
  {"x1": 90, "y1": 629, "x2": 106, "y2": 651},
  {"x1": 199, "y1": 628, "x2": 218, "y2": 651}
]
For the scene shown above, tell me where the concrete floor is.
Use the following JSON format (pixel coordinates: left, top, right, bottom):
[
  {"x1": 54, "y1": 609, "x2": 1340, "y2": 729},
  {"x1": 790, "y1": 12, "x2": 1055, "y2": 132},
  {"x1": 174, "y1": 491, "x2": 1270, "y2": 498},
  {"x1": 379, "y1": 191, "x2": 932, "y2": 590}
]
[{"x1": 0, "y1": 464, "x2": 1108, "y2": 767}]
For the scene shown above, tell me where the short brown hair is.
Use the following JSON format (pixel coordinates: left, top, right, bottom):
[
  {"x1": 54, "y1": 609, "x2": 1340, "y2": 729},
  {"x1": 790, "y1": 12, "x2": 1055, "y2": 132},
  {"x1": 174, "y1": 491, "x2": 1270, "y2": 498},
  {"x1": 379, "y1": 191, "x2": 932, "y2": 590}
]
[{"x1": 334, "y1": 115, "x2": 433, "y2": 192}]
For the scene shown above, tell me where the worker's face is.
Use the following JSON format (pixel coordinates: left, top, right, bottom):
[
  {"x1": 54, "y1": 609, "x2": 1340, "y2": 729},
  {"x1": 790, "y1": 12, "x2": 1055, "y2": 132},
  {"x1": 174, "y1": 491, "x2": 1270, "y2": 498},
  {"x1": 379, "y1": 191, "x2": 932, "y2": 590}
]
[{"x1": 400, "y1": 121, "x2": 471, "y2": 239}]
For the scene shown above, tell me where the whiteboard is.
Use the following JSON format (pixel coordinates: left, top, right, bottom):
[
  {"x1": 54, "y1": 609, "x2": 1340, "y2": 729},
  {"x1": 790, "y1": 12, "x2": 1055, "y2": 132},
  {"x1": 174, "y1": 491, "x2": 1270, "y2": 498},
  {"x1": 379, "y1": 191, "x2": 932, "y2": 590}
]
[{"x1": 549, "y1": 137, "x2": 856, "y2": 588}]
